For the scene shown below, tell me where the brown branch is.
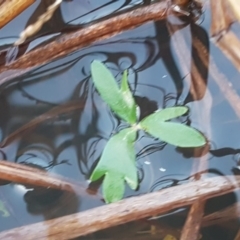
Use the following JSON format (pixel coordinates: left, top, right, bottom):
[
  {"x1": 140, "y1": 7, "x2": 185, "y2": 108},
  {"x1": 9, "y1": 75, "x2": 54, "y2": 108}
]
[
  {"x1": 0, "y1": 1, "x2": 168, "y2": 86},
  {"x1": 0, "y1": 0, "x2": 35, "y2": 29},
  {"x1": 234, "y1": 230, "x2": 240, "y2": 240},
  {"x1": 228, "y1": 0, "x2": 240, "y2": 23},
  {"x1": 168, "y1": 11, "x2": 210, "y2": 240},
  {"x1": 202, "y1": 202, "x2": 240, "y2": 227},
  {"x1": 0, "y1": 160, "x2": 97, "y2": 197},
  {"x1": 0, "y1": 176, "x2": 238, "y2": 239},
  {"x1": 1, "y1": 100, "x2": 84, "y2": 147},
  {"x1": 167, "y1": 10, "x2": 211, "y2": 239},
  {"x1": 210, "y1": 0, "x2": 240, "y2": 71},
  {"x1": 192, "y1": 35, "x2": 240, "y2": 119}
]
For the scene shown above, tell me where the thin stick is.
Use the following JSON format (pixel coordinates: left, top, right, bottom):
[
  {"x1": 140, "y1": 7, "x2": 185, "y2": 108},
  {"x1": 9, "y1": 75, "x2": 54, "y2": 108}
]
[
  {"x1": 168, "y1": 14, "x2": 211, "y2": 239},
  {"x1": 210, "y1": 0, "x2": 240, "y2": 71},
  {"x1": 0, "y1": 1, "x2": 168, "y2": 85},
  {"x1": 0, "y1": 160, "x2": 96, "y2": 197},
  {"x1": 192, "y1": 34, "x2": 240, "y2": 119},
  {"x1": 202, "y1": 202, "x2": 240, "y2": 227},
  {"x1": 1, "y1": 100, "x2": 84, "y2": 147},
  {"x1": 0, "y1": 0, "x2": 35, "y2": 29},
  {"x1": 0, "y1": 176, "x2": 238, "y2": 239}
]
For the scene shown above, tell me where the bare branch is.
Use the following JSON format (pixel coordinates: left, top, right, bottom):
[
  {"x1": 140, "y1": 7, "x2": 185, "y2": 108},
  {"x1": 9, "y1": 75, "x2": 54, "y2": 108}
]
[
  {"x1": 0, "y1": 176, "x2": 238, "y2": 239},
  {"x1": 0, "y1": 160, "x2": 97, "y2": 197},
  {"x1": 0, "y1": 0, "x2": 35, "y2": 29},
  {"x1": 0, "y1": 1, "x2": 168, "y2": 86}
]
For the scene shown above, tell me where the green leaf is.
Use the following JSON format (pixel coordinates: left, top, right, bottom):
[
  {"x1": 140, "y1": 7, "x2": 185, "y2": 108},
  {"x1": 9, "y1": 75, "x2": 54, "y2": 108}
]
[
  {"x1": 150, "y1": 106, "x2": 189, "y2": 122},
  {"x1": 91, "y1": 60, "x2": 137, "y2": 124},
  {"x1": 140, "y1": 119, "x2": 206, "y2": 147},
  {"x1": 103, "y1": 172, "x2": 125, "y2": 203},
  {"x1": 90, "y1": 128, "x2": 138, "y2": 203}
]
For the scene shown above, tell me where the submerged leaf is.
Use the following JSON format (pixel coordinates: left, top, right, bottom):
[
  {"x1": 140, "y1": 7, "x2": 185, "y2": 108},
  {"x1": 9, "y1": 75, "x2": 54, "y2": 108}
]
[
  {"x1": 91, "y1": 60, "x2": 137, "y2": 124},
  {"x1": 163, "y1": 235, "x2": 177, "y2": 240},
  {"x1": 0, "y1": 200, "x2": 10, "y2": 217},
  {"x1": 150, "y1": 106, "x2": 188, "y2": 122},
  {"x1": 90, "y1": 128, "x2": 138, "y2": 203},
  {"x1": 140, "y1": 117, "x2": 206, "y2": 147}
]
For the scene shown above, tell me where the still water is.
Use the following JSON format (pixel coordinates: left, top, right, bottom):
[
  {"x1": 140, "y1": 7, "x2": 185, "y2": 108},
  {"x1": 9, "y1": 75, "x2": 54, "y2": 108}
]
[{"x1": 0, "y1": 0, "x2": 240, "y2": 239}]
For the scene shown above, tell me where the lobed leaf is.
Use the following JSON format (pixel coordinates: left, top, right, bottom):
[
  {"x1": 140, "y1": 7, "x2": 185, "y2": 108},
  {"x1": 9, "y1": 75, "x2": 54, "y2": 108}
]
[
  {"x1": 91, "y1": 60, "x2": 137, "y2": 124},
  {"x1": 90, "y1": 128, "x2": 138, "y2": 203},
  {"x1": 140, "y1": 117, "x2": 206, "y2": 147}
]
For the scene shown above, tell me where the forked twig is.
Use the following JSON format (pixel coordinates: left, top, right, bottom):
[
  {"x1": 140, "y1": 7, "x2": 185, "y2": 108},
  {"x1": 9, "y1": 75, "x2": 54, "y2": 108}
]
[{"x1": 0, "y1": 176, "x2": 238, "y2": 239}]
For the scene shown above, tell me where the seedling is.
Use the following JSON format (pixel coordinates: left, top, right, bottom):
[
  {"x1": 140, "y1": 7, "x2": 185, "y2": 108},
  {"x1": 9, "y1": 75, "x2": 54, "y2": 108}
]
[{"x1": 89, "y1": 60, "x2": 206, "y2": 203}]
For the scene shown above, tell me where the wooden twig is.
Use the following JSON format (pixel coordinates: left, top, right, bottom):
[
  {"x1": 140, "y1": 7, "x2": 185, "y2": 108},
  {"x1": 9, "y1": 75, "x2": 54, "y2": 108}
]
[
  {"x1": 210, "y1": 0, "x2": 240, "y2": 71},
  {"x1": 167, "y1": 7, "x2": 211, "y2": 239},
  {"x1": 0, "y1": 0, "x2": 35, "y2": 29},
  {"x1": 0, "y1": 1, "x2": 168, "y2": 86},
  {"x1": 180, "y1": 200, "x2": 205, "y2": 240},
  {"x1": 0, "y1": 176, "x2": 238, "y2": 239},
  {"x1": 227, "y1": 0, "x2": 240, "y2": 23},
  {"x1": 234, "y1": 229, "x2": 240, "y2": 240},
  {"x1": 202, "y1": 202, "x2": 240, "y2": 227},
  {"x1": 1, "y1": 100, "x2": 84, "y2": 147},
  {"x1": 192, "y1": 35, "x2": 240, "y2": 119},
  {"x1": 0, "y1": 160, "x2": 96, "y2": 197}
]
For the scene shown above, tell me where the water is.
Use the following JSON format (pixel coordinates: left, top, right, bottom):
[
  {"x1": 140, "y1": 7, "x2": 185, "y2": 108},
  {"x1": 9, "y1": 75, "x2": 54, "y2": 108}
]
[{"x1": 0, "y1": 0, "x2": 240, "y2": 239}]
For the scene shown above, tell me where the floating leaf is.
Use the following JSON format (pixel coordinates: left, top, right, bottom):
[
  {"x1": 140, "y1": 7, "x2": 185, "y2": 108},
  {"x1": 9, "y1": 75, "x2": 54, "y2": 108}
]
[
  {"x1": 90, "y1": 128, "x2": 138, "y2": 203},
  {"x1": 140, "y1": 116, "x2": 206, "y2": 147},
  {"x1": 0, "y1": 200, "x2": 10, "y2": 217},
  {"x1": 91, "y1": 60, "x2": 137, "y2": 124},
  {"x1": 151, "y1": 106, "x2": 188, "y2": 122}
]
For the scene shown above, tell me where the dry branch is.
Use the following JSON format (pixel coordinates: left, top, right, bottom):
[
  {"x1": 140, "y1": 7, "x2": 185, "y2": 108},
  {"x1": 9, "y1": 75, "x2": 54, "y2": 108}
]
[
  {"x1": 228, "y1": 0, "x2": 240, "y2": 22},
  {"x1": 202, "y1": 202, "x2": 240, "y2": 227},
  {"x1": 0, "y1": 1, "x2": 168, "y2": 86},
  {"x1": 0, "y1": 160, "x2": 96, "y2": 197},
  {"x1": 0, "y1": 0, "x2": 35, "y2": 29},
  {"x1": 167, "y1": 10, "x2": 211, "y2": 238},
  {"x1": 210, "y1": 0, "x2": 240, "y2": 71},
  {"x1": 0, "y1": 176, "x2": 239, "y2": 240},
  {"x1": 191, "y1": 33, "x2": 240, "y2": 119}
]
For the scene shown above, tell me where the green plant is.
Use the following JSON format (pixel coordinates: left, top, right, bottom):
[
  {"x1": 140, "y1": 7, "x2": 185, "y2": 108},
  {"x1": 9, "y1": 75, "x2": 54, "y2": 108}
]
[{"x1": 89, "y1": 60, "x2": 206, "y2": 203}]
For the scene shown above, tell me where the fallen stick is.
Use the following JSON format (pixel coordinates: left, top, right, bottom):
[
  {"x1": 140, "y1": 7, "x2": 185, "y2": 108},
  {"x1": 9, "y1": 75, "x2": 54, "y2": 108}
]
[
  {"x1": 202, "y1": 202, "x2": 240, "y2": 227},
  {"x1": 0, "y1": 0, "x2": 35, "y2": 29},
  {"x1": 0, "y1": 1, "x2": 168, "y2": 85},
  {"x1": 210, "y1": 0, "x2": 240, "y2": 71},
  {"x1": 0, "y1": 160, "x2": 97, "y2": 197},
  {"x1": 0, "y1": 175, "x2": 238, "y2": 240}
]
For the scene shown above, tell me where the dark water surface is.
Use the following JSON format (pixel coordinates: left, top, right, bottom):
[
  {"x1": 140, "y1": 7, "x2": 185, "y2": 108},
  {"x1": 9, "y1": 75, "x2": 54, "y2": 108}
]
[{"x1": 0, "y1": 1, "x2": 240, "y2": 239}]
